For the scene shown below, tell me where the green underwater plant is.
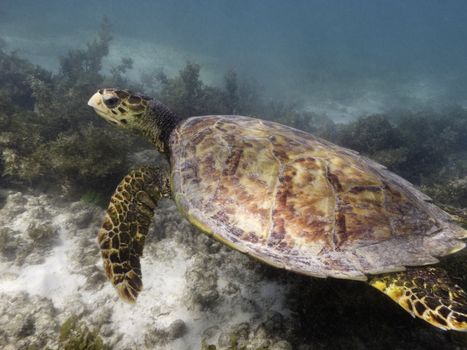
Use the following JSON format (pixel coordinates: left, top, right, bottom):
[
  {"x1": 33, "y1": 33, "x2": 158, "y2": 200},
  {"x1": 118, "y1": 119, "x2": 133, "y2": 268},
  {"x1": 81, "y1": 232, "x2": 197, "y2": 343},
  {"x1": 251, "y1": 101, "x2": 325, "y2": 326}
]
[
  {"x1": 156, "y1": 62, "x2": 229, "y2": 117},
  {"x1": 0, "y1": 21, "x2": 267, "y2": 199},
  {"x1": 336, "y1": 114, "x2": 400, "y2": 154},
  {"x1": 423, "y1": 176, "x2": 467, "y2": 208},
  {"x1": 224, "y1": 69, "x2": 240, "y2": 114},
  {"x1": 154, "y1": 63, "x2": 265, "y2": 118},
  {"x1": 80, "y1": 190, "x2": 107, "y2": 207},
  {"x1": 59, "y1": 315, "x2": 108, "y2": 350},
  {"x1": 0, "y1": 19, "x2": 138, "y2": 198}
]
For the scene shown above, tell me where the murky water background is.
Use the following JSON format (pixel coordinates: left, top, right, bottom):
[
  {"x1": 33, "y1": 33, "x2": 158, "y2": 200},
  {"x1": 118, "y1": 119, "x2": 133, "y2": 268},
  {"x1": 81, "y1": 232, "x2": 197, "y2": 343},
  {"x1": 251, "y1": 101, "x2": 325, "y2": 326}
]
[{"x1": 3, "y1": 1, "x2": 467, "y2": 117}]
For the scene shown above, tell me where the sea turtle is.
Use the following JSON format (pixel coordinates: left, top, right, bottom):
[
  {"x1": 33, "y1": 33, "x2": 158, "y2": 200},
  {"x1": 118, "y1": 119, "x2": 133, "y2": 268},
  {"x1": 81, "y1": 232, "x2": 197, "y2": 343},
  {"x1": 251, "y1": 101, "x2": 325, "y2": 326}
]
[{"x1": 87, "y1": 88, "x2": 467, "y2": 331}]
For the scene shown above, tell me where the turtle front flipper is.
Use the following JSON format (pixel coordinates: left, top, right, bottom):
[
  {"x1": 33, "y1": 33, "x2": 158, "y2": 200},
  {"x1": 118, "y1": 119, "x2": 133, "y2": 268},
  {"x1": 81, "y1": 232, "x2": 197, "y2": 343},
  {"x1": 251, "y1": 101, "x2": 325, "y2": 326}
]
[
  {"x1": 370, "y1": 267, "x2": 467, "y2": 331},
  {"x1": 98, "y1": 167, "x2": 170, "y2": 303}
]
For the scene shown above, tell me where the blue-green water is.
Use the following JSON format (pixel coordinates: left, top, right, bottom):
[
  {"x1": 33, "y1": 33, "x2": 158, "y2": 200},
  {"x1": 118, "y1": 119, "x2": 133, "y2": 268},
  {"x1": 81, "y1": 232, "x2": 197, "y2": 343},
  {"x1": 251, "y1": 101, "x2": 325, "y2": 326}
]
[{"x1": 2, "y1": 1, "x2": 467, "y2": 115}]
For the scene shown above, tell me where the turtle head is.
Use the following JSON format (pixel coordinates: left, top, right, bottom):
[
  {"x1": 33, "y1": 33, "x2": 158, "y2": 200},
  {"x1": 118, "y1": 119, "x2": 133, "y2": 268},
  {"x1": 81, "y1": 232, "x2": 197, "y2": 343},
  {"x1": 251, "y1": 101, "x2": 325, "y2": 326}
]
[
  {"x1": 88, "y1": 88, "x2": 151, "y2": 129},
  {"x1": 88, "y1": 88, "x2": 180, "y2": 153}
]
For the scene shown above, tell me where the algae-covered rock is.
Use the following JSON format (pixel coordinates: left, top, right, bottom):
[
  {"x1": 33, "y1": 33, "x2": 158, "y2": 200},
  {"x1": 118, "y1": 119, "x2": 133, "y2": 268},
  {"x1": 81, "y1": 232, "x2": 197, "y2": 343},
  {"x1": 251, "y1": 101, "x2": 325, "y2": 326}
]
[
  {"x1": 59, "y1": 315, "x2": 108, "y2": 350},
  {"x1": 144, "y1": 319, "x2": 187, "y2": 346},
  {"x1": 184, "y1": 254, "x2": 220, "y2": 311},
  {"x1": 68, "y1": 201, "x2": 101, "y2": 229},
  {"x1": 207, "y1": 317, "x2": 294, "y2": 350},
  {"x1": 27, "y1": 223, "x2": 58, "y2": 246},
  {"x1": 0, "y1": 292, "x2": 58, "y2": 350},
  {"x1": 2, "y1": 191, "x2": 27, "y2": 216},
  {"x1": 167, "y1": 319, "x2": 187, "y2": 340},
  {"x1": 0, "y1": 227, "x2": 17, "y2": 260},
  {"x1": 0, "y1": 188, "x2": 8, "y2": 209},
  {"x1": 0, "y1": 192, "x2": 63, "y2": 265}
]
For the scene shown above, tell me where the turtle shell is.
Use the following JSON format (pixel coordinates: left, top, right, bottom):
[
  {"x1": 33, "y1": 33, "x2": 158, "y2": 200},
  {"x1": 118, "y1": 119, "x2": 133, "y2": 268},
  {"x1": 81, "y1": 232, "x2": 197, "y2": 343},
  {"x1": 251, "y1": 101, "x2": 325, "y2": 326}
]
[{"x1": 169, "y1": 115, "x2": 466, "y2": 280}]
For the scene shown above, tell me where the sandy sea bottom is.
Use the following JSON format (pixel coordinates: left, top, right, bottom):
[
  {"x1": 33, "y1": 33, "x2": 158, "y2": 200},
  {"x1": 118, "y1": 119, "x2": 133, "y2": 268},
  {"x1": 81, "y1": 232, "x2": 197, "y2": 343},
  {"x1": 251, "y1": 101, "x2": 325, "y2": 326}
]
[{"x1": 0, "y1": 187, "x2": 466, "y2": 349}]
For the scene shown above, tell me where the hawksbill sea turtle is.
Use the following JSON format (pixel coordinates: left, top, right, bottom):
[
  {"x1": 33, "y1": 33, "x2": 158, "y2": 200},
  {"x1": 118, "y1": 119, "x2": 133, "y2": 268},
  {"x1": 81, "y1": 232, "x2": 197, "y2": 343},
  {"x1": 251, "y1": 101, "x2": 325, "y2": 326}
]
[{"x1": 87, "y1": 88, "x2": 467, "y2": 331}]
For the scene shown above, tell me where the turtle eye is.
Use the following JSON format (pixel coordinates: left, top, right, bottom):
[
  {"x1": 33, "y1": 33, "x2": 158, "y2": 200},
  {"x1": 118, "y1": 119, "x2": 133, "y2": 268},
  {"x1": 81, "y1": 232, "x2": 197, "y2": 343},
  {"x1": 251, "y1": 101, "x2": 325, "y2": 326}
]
[{"x1": 103, "y1": 96, "x2": 120, "y2": 109}]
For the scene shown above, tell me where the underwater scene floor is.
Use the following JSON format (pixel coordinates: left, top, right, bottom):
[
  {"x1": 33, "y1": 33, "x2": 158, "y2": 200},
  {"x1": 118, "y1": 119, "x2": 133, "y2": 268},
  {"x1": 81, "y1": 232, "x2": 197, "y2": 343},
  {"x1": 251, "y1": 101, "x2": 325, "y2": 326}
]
[{"x1": 0, "y1": 188, "x2": 466, "y2": 349}]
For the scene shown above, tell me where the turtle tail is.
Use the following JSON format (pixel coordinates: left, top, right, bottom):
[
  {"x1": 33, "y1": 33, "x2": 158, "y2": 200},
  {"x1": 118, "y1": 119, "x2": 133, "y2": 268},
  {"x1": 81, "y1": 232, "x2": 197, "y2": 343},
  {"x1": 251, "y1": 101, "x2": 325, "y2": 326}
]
[{"x1": 369, "y1": 267, "x2": 467, "y2": 331}]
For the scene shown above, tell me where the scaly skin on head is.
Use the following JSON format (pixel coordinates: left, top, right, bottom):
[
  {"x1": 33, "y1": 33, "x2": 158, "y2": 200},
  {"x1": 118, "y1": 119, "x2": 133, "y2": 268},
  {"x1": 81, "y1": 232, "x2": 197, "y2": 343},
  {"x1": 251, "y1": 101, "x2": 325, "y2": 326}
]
[{"x1": 87, "y1": 88, "x2": 182, "y2": 153}]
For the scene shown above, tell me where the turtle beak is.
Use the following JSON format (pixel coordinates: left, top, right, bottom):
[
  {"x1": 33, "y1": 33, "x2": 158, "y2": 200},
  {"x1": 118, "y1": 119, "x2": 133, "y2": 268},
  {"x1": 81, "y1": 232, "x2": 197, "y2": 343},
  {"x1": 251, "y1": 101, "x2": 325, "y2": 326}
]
[
  {"x1": 88, "y1": 90, "x2": 125, "y2": 127},
  {"x1": 87, "y1": 92, "x2": 102, "y2": 110},
  {"x1": 88, "y1": 91, "x2": 114, "y2": 122},
  {"x1": 88, "y1": 91, "x2": 111, "y2": 117}
]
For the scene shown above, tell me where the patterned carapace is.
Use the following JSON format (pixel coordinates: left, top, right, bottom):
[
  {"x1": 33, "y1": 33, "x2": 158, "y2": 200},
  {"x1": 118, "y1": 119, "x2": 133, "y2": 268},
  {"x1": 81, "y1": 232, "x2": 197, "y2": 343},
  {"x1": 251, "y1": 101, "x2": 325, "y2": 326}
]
[{"x1": 171, "y1": 116, "x2": 466, "y2": 280}]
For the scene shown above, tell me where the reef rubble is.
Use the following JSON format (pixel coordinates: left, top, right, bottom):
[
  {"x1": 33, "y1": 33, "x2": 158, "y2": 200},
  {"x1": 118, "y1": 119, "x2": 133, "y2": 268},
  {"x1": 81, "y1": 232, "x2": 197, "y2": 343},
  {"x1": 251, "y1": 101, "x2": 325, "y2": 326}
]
[{"x1": 0, "y1": 189, "x2": 295, "y2": 349}]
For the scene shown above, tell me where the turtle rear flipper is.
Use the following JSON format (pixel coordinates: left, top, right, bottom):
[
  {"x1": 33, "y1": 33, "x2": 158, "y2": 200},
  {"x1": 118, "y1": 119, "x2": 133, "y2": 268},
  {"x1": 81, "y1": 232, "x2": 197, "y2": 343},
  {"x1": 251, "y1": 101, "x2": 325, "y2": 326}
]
[
  {"x1": 98, "y1": 167, "x2": 170, "y2": 303},
  {"x1": 370, "y1": 267, "x2": 467, "y2": 331}
]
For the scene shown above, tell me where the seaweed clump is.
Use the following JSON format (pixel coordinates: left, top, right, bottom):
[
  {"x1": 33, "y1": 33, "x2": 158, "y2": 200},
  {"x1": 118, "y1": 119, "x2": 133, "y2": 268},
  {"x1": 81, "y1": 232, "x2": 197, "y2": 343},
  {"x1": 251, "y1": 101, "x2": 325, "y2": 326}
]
[
  {"x1": 201, "y1": 316, "x2": 295, "y2": 350},
  {"x1": 144, "y1": 63, "x2": 263, "y2": 117},
  {"x1": 0, "y1": 18, "x2": 137, "y2": 199},
  {"x1": 423, "y1": 177, "x2": 467, "y2": 208},
  {"x1": 59, "y1": 315, "x2": 108, "y2": 350}
]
